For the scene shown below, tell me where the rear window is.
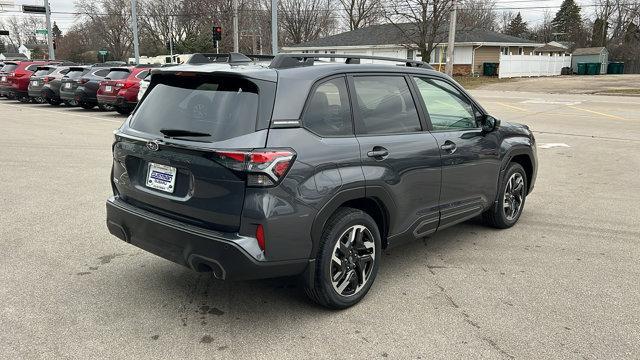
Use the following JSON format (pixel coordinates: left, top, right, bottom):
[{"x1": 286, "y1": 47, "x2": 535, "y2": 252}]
[
  {"x1": 106, "y1": 70, "x2": 130, "y2": 80},
  {"x1": 1, "y1": 64, "x2": 18, "y2": 73},
  {"x1": 34, "y1": 68, "x2": 53, "y2": 76},
  {"x1": 130, "y1": 76, "x2": 260, "y2": 142},
  {"x1": 66, "y1": 70, "x2": 86, "y2": 79}
]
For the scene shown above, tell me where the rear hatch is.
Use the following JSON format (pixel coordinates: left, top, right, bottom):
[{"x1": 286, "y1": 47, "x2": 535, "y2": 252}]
[
  {"x1": 61, "y1": 67, "x2": 87, "y2": 92},
  {"x1": 29, "y1": 67, "x2": 54, "y2": 89},
  {"x1": 0, "y1": 63, "x2": 18, "y2": 85},
  {"x1": 112, "y1": 71, "x2": 277, "y2": 232}
]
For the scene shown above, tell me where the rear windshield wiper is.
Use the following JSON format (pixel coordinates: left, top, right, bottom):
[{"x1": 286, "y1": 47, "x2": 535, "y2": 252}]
[{"x1": 160, "y1": 129, "x2": 212, "y2": 138}]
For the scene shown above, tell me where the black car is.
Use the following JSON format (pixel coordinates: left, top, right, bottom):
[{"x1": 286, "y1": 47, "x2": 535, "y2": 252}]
[
  {"x1": 41, "y1": 66, "x2": 72, "y2": 106},
  {"x1": 106, "y1": 53, "x2": 537, "y2": 309},
  {"x1": 27, "y1": 65, "x2": 58, "y2": 103},
  {"x1": 60, "y1": 66, "x2": 111, "y2": 108},
  {"x1": 60, "y1": 66, "x2": 91, "y2": 106}
]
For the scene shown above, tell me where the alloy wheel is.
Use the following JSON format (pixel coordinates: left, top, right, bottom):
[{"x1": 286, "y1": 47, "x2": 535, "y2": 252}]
[
  {"x1": 503, "y1": 172, "x2": 525, "y2": 221},
  {"x1": 330, "y1": 225, "x2": 376, "y2": 297}
]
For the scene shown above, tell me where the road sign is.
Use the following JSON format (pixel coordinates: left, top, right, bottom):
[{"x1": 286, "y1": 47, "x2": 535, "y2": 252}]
[
  {"x1": 0, "y1": 30, "x2": 9, "y2": 36},
  {"x1": 22, "y1": 5, "x2": 46, "y2": 13},
  {"x1": 98, "y1": 50, "x2": 108, "y2": 56},
  {"x1": 35, "y1": 29, "x2": 48, "y2": 35}
]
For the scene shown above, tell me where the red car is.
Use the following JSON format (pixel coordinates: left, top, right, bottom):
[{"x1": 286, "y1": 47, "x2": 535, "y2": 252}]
[
  {"x1": 97, "y1": 66, "x2": 154, "y2": 115},
  {"x1": 0, "y1": 61, "x2": 49, "y2": 101}
]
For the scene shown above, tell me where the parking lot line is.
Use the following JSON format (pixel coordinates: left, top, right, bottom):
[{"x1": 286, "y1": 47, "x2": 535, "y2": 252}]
[
  {"x1": 0, "y1": 102, "x2": 124, "y2": 124},
  {"x1": 566, "y1": 105, "x2": 626, "y2": 120},
  {"x1": 492, "y1": 102, "x2": 529, "y2": 112}
]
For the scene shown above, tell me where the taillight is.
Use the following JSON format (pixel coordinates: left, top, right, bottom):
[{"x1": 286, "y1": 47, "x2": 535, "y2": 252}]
[
  {"x1": 211, "y1": 149, "x2": 295, "y2": 187},
  {"x1": 78, "y1": 78, "x2": 89, "y2": 84},
  {"x1": 256, "y1": 224, "x2": 265, "y2": 252},
  {"x1": 14, "y1": 73, "x2": 25, "y2": 78}
]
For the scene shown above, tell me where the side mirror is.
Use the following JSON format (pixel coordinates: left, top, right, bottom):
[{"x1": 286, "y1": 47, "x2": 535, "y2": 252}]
[{"x1": 481, "y1": 115, "x2": 500, "y2": 132}]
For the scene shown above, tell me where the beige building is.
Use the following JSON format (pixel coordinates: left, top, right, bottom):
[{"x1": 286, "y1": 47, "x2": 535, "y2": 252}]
[{"x1": 282, "y1": 23, "x2": 543, "y2": 76}]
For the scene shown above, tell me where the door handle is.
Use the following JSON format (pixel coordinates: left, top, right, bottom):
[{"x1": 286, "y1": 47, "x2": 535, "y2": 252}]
[
  {"x1": 440, "y1": 141, "x2": 457, "y2": 152},
  {"x1": 367, "y1": 147, "x2": 389, "y2": 159}
]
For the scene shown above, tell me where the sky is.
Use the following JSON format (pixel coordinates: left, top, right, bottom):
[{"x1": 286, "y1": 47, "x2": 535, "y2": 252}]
[{"x1": 0, "y1": 0, "x2": 599, "y2": 34}]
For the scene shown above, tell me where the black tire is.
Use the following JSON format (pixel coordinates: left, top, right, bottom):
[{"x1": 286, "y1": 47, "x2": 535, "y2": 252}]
[
  {"x1": 115, "y1": 106, "x2": 132, "y2": 115},
  {"x1": 63, "y1": 100, "x2": 77, "y2": 107},
  {"x1": 18, "y1": 96, "x2": 31, "y2": 103},
  {"x1": 47, "y1": 98, "x2": 61, "y2": 106},
  {"x1": 79, "y1": 102, "x2": 94, "y2": 110},
  {"x1": 98, "y1": 104, "x2": 113, "y2": 111},
  {"x1": 305, "y1": 207, "x2": 381, "y2": 309},
  {"x1": 483, "y1": 162, "x2": 528, "y2": 229}
]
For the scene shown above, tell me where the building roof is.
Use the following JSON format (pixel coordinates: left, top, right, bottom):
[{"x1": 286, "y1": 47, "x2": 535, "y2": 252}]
[
  {"x1": 534, "y1": 44, "x2": 570, "y2": 53},
  {"x1": 287, "y1": 23, "x2": 537, "y2": 48},
  {"x1": 0, "y1": 53, "x2": 28, "y2": 60},
  {"x1": 573, "y1": 47, "x2": 607, "y2": 55}
]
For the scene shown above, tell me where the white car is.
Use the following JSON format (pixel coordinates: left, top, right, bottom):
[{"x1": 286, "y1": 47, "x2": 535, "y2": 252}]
[{"x1": 137, "y1": 74, "x2": 150, "y2": 101}]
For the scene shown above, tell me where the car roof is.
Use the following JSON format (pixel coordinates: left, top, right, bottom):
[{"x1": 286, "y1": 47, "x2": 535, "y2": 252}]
[{"x1": 153, "y1": 63, "x2": 278, "y2": 82}]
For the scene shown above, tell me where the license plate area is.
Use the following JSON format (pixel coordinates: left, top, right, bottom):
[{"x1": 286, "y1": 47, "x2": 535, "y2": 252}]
[
  {"x1": 65, "y1": 83, "x2": 71, "y2": 89},
  {"x1": 146, "y1": 162, "x2": 177, "y2": 193},
  {"x1": 105, "y1": 85, "x2": 112, "y2": 92}
]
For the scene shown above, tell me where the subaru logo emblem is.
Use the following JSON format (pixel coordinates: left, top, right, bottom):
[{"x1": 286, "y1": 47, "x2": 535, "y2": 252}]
[{"x1": 146, "y1": 140, "x2": 160, "y2": 151}]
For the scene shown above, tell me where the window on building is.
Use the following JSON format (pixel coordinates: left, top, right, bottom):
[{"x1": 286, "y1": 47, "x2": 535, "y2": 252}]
[
  {"x1": 518, "y1": 47, "x2": 524, "y2": 55},
  {"x1": 407, "y1": 49, "x2": 414, "y2": 60},
  {"x1": 501, "y1": 46, "x2": 509, "y2": 55}
]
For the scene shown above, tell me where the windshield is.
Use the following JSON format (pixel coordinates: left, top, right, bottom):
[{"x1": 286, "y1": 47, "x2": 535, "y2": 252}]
[
  {"x1": 130, "y1": 76, "x2": 260, "y2": 143},
  {"x1": 1, "y1": 64, "x2": 18, "y2": 73},
  {"x1": 106, "y1": 70, "x2": 130, "y2": 80}
]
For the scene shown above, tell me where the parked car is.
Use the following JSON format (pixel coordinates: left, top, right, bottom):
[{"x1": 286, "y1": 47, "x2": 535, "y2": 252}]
[
  {"x1": 71, "y1": 67, "x2": 113, "y2": 109},
  {"x1": 137, "y1": 73, "x2": 150, "y2": 102},
  {"x1": 59, "y1": 66, "x2": 92, "y2": 106},
  {"x1": 106, "y1": 53, "x2": 537, "y2": 309},
  {"x1": 28, "y1": 65, "x2": 58, "y2": 103},
  {"x1": 0, "y1": 61, "x2": 47, "y2": 101},
  {"x1": 97, "y1": 66, "x2": 153, "y2": 115},
  {"x1": 41, "y1": 66, "x2": 72, "y2": 106}
]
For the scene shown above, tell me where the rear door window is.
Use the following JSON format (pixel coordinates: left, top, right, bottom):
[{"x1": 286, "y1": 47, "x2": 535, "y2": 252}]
[
  {"x1": 33, "y1": 68, "x2": 53, "y2": 76},
  {"x1": 105, "y1": 70, "x2": 130, "y2": 80},
  {"x1": 66, "y1": 70, "x2": 86, "y2": 79},
  {"x1": 352, "y1": 76, "x2": 422, "y2": 135},
  {"x1": 93, "y1": 69, "x2": 110, "y2": 77},
  {"x1": 130, "y1": 75, "x2": 261, "y2": 143},
  {"x1": 26, "y1": 64, "x2": 41, "y2": 72},
  {"x1": 302, "y1": 77, "x2": 352, "y2": 136},
  {"x1": 136, "y1": 70, "x2": 150, "y2": 79}
]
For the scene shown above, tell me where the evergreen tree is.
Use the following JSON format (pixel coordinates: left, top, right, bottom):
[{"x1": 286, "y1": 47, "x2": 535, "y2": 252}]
[
  {"x1": 52, "y1": 22, "x2": 62, "y2": 39},
  {"x1": 505, "y1": 12, "x2": 528, "y2": 38},
  {"x1": 552, "y1": 0, "x2": 584, "y2": 46}
]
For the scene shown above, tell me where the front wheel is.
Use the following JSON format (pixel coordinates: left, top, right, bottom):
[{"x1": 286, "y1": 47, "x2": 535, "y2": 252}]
[
  {"x1": 483, "y1": 162, "x2": 528, "y2": 228},
  {"x1": 79, "y1": 102, "x2": 94, "y2": 110},
  {"x1": 305, "y1": 207, "x2": 381, "y2": 309},
  {"x1": 47, "y1": 98, "x2": 61, "y2": 106}
]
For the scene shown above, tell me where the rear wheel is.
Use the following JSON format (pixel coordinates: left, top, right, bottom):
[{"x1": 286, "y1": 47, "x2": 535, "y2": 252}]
[
  {"x1": 483, "y1": 162, "x2": 528, "y2": 229},
  {"x1": 63, "y1": 100, "x2": 77, "y2": 107},
  {"x1": 115, "y1": 106, "x2": 132, "y2": 115},
  {"x1": 79, "y1": 102, "x2": 94, "y2": 110},
  {"x1": 18, "y1": 96, "x2": 31, "y2": 103},
  {"x1": 305, "y1": 207, "x2": 381, "y2": 309},
  {"x1": 47, "y1": 98, "x2": 61, "y2": 106},
  {"x1": 98, "y1": 104, "x2": 114, "y2": 111}
]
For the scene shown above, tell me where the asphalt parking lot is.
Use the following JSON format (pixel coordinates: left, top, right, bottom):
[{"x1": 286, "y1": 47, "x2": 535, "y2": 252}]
[{"x1": 1, "y1": 87, "x2": 639, "y2": 359}]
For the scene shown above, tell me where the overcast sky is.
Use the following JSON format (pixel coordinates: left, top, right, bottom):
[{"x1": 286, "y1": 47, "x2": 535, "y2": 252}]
[{"x1": 1, "y1": 0, "x2": 597, "y2": 34}]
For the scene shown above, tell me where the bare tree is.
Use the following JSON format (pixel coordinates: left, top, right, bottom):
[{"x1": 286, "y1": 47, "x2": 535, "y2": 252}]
[
  {"x1": 457, "y1": 0, "x2": 498, "y2": 31},
  {"x1": 338, "y1": 0, "x2": 383, "y2": 30},
  {"x1": 75, "y1": 0, "x2": 134, "y2": 60},
  {"x1": 384, "y1": 0, "x2": 452, "y2": 61},
  {"x1": 278, "y1": 0, "x2": 337, "y2": 45}
]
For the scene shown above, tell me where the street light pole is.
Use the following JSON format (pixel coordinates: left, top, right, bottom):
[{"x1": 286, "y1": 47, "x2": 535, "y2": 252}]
[
  {"x1": 233, "y1": 0, "x2": 239, "y2": 52},
  {"x1": 44, "y1": 0, "x2": 54, "y2": 60},
  {"x1": 131, "y1": 0, "x2": 140, "y2": 64},
  {"x1": 271, "y1": 0, "x2": 278, "y2": 55},
  {"x1": 445, "y1": 0, "x2": 457, "y2": 76}
]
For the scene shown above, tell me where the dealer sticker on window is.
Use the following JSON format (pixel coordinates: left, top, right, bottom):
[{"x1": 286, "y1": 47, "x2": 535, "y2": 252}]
[{"x1": 146, "y1": 163, "x2": 177, "y2": 193}]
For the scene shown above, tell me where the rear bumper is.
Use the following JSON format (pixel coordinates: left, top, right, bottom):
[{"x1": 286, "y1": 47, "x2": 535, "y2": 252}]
[
  {"x1": 97, "y1": 94, "x2": 117, "y2": 105},
  {"x1": 28, "y1": 88, "x2": 44, "y2": 98},
  {"x1": 105, "y1": 196, "x2": 308, "y2": 280},
  {"x1": 59, "y1": 89, "x2": 76, "y2": 101},
  {"x1": 115, "y1": 96, "x2": 137, "y2": 108}
]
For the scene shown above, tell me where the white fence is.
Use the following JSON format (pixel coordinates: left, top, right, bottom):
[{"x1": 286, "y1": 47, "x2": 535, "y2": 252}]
[{"x1": 498, "y1": 54, "x2": 572, "y2": 78}]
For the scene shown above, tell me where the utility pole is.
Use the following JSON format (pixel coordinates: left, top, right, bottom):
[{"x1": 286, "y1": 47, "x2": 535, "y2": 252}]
[
  {"x1": 44, "y1": 0, "x2": 54, "y2": 60},
  {"x1": 271, "y1": 0, "x2": 278, "y2": 55},
  {"x1": 169, "y1": 22, "x2": 174, "y2": 61},
  {"x1": 233, "y1": 0, "x2": 239, "y2": 52},
  {"x1": 445, "y1": 0, "x2": 457, "y2": 76},
  {"x1": 131, "y1": 0, "x2": 140, "y2": 64}
]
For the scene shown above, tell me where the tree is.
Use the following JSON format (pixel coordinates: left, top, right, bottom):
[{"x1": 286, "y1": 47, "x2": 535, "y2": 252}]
[
  {"x1": 338, "y1": 0, "x2": 383, "y2": 31},
  {"x1": 75, "y1": 0, "x2": 133, "y2": 61},
  {"x1": 278, "y1": 0, "x2": 336, "y2": 45},
  {"x1": 505, "y1": 12, "x2": 528, "y2": 38},
  {"x1": 458, "y1": 0, "x2": 498, "y2": 31},
  {"x1": 384, "y1": 0, "x2": 452, "y2": 62},
  {"x1": 552, "y1": 0, "x2": 585, "y2": 46},
  {"x1": 530, "y1": 10, "x2": 554, "y2": 43},
  {"x1": 591, "y1": 18, "x2": 607, "y2": 46},
  {"x1": 52, "y1": 22, "x2": 62, "y2": 39}
]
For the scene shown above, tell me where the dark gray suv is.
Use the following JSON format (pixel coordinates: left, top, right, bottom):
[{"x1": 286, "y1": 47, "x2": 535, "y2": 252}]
[{"x1": 106, "y1": 54, "x2": 537, "y2": 309}]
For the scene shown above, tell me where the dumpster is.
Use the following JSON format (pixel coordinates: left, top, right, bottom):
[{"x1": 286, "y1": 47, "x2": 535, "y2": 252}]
[
  {"x1": 607, "y1": 62, "x2": 624, "y2": 74},
  {"x1": 576, "y1": 63, "x2": 587, "y2": 75},
  {"x1": 483, "y1": 62, "x2": 498, "y2": 76},
  {"x1": 586, "y1": 62, "x2": 600, "y2": 75}
]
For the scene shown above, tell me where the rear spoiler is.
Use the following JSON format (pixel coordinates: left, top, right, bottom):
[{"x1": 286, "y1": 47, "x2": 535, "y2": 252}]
[{"x1": 186, "y1": 52, "x2": 253, "y2": 65}]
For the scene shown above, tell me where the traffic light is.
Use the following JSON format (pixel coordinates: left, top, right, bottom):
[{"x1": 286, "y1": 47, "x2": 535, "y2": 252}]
[{"x1": 212, "y1": 26, "x2": 222, "y2": 42}]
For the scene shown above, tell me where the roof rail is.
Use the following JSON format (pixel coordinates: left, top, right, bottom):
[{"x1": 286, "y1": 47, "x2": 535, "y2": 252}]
[
  {"x1": 269, "y1": 53, "x2": 434, "y2": 70},
  {"x1": 187, "y1": 52, "x2": 253, "y2": 65},
  {"x1": 244, "y1": 54, "x2": 275, "y2": 62}
]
